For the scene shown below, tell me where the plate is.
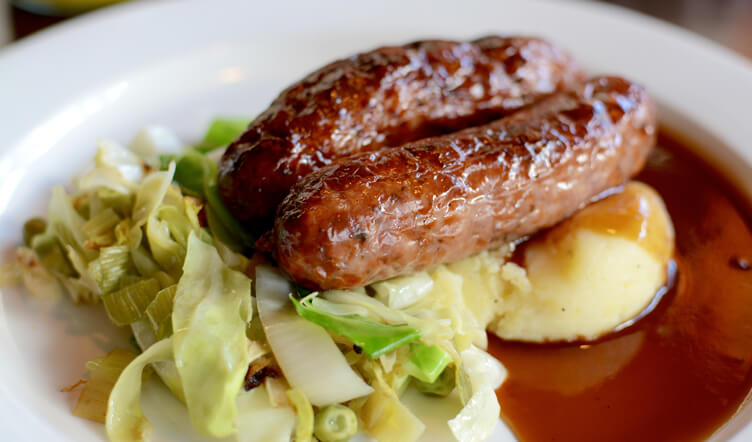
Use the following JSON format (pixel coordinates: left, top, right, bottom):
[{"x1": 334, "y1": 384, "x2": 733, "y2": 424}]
[{"x1": 2, "y1": 0, "x2": 752, "y2": 440}]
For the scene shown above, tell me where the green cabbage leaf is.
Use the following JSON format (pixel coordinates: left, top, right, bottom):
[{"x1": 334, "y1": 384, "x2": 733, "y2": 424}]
[{"x1": 171, "y1": 232, "x2": 252, "y2": 436}]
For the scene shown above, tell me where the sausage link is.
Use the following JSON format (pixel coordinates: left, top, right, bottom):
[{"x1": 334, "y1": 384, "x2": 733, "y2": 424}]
[
  {"x1": 218, "y1": 36, "x2": 585, "y2": 225},
  {"x1": 273, "y1": 76, "x2": 657, "y2": 289}
]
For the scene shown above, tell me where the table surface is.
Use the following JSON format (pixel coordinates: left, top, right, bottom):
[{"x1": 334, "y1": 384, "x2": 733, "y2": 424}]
[{"x1": 3, "y1": 0, "x2": 752, "y2": 60}]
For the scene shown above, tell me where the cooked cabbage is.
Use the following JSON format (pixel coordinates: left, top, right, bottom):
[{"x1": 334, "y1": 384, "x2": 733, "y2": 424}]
[
  {"x1": 171, "y1": 233, "x2": 252, "y2": 437},
  {"x1": 9, "y1": 120, "x2": 678, "y2": 442},
  {"x1": 106, "y1": 338, "x2": 173, "y2": 442},
  {"x1": 255, "y1": 266, "x2": 373, "y2": 406}
]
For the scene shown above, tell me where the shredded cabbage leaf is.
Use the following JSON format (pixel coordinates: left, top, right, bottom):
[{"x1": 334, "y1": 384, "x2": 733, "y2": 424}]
[
  {"x1": 13, "y1": 247, "x2": 64, "y2": 301},
  {"x1": 291, "y1": 295, "x2": 420, "y2": 358},
  {"x1": 196, "y1": 118, "x2": 251, "y2": 153},
  {"x1": 235, "y1": 385, "x2": 296, "y2": 442},
  {"x1": 77, "y1": 140, "x2": 143, "y2": 195},
  {"x1": 372, "y1": 271, "x2": 434, "y2": 309},
  {"x1": 129, "y1": 319, "x2": 185, "y2": 402},
  {"x1": 448, "y1": 346, "x2": 506, "y2": 442},
  {"x1": 286, "y1": 388, "x2": 314, "y2": 442},
  {"x1": 9, "y1": 120, "x2": 521, "y2": 442},
  {"x1": 255, "y1": 266, "x2": 373, "y2": 406},
  {"x1": 129, "y1": 126, "x2": 183, "y2": 167},
  {"x1": 106, "y1": 338, "x2": 173, "y2": 442},
  {"x1": 171, "y1": 232, "x2": 252, "y2": 437}
]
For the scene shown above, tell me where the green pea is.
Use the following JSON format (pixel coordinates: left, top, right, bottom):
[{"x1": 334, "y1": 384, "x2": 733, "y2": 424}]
[
  {"x1": 313, "y1": 404, "x2": 358, "y2": 442},
  {"x1": 23, "y1": 217, "x2": 47, "y2": 247}
]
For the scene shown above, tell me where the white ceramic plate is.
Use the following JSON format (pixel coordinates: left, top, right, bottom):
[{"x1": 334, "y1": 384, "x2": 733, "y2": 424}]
[{"x1": 2, "y1": 0, "x2": 752, "y2": 440}]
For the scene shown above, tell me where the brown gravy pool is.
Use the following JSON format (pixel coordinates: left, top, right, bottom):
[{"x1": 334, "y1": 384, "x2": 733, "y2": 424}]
[{"x1": 489, "y1": 132, "x2": 752, "y2": 442}]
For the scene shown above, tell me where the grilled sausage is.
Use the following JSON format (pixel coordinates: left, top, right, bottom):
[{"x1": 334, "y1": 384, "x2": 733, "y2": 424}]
[
  {"x1": 273, "y1": 76, "x2": 657, "y2": 289},
  {"x1": 218, "y1": 36, "x2": 585, "y2": 225}
]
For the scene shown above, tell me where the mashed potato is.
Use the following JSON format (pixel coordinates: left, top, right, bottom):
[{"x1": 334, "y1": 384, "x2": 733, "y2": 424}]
[{"x1": 429, "y1": 181, "x2": 675, "y2": 343}]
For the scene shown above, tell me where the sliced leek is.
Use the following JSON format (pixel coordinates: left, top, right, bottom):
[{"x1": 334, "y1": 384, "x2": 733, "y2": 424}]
[
  {"x1": 130, "y1": 163, "x2": 175, "y2": 248},
  {"x1": 89, "y1": 245, "x2": 131, "y2": 294},
  {"x1": 145, "y1": 215, "x2": 185, "y2": 276},
  {"x1": 82, "y1": 208, "x2": 121, "y2": 238},
  {"x1": 101, "y1": 278, "x2": 160, "y2": 327},
  {"x1": 145, "y1": 284, "x2": 177, "y2": 340},
  {"x1": 130, "y1": 246, "x2": 161, "y2": 278},
  {"x1": 31, "y1": 231, "x2": 75, "y2": 277},
  {"x1": 155, "y1": 205, "x2": 193, "y2": 247},
  {"x1": 74, "y1": 348, "x2": 137, "y2": 424},
  {"x1": 96, "y1": 188, "x2": 133, "y2": 218}
]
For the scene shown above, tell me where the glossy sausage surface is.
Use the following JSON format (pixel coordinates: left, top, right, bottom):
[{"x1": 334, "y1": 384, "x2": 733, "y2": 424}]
[
  {"x1": 273, "y1": 76, "x2": 657, "y2": 289},
  {"x1": 218, "y1": 36, "x2": 585, "y2": 225}
]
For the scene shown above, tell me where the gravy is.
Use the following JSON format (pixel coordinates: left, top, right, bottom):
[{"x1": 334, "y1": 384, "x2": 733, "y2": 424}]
[{"x1": 490, "y1": 132, "x2": 752, "y2": 442}]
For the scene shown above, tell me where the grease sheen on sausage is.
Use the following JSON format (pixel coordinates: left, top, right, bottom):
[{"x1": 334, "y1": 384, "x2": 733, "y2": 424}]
[
  {"x1": 273, "y1": 76, "x2": 657, "y2": 289},
  {"x1": 218, "y1": 36, "x2": 585, "y2": 224}
]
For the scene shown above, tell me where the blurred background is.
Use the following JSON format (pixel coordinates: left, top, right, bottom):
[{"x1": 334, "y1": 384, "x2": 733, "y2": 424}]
[{"x1": 0, "y1": 0, "x2": 751, "y2": 59}]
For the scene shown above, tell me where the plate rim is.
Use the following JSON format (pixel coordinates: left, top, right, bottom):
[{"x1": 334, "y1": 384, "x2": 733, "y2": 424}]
[{"x1": 2, "y1": 0, "x2": 752, "y2": 441}]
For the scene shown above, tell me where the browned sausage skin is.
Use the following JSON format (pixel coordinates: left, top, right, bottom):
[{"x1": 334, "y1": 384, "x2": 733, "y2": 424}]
[
  {"x1": 218, "y1": 36, "x2": 585, "y2": 225},
  {"x1": 273, "y1": 76, "x2": 657, "y2": 290}
]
